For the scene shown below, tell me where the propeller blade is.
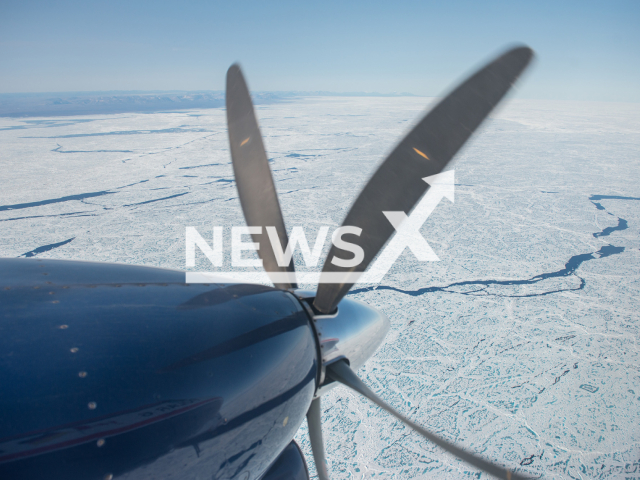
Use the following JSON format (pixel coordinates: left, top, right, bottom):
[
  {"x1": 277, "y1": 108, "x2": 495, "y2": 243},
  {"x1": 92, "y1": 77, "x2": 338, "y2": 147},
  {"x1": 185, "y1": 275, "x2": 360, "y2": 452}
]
[
  {"x1": 327, "y1": 360, "x2": 532, "y2": 480},
  {"x1": 226, "y1": 64, "x2": 297, "y2": 290},
  {"x1": 307, "y1": 398, "x2": 330, "y2": 480},
  {"x1": 313, "y1": 46, "x2": 533, "y2": 313}
]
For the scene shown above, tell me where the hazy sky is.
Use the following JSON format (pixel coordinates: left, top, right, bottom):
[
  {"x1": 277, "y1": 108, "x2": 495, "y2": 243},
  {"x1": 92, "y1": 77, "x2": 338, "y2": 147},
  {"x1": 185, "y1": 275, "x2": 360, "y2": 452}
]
[{"x1": 1, "y1": 0, "x2": 638, "y2": 101}]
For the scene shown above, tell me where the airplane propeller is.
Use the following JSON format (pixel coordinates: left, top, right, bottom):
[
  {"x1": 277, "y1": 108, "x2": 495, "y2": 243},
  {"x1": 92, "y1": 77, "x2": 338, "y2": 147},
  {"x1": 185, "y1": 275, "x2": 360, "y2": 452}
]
[
  {"x1": 226, "y1": 64, "x2": 298, "y2": 290},
  {"x1": 313, "y1": 46, "x2": 533, "y2": 314},
  {"x1": 226, "y1": 46, "x2": 534, "y2": 479}
]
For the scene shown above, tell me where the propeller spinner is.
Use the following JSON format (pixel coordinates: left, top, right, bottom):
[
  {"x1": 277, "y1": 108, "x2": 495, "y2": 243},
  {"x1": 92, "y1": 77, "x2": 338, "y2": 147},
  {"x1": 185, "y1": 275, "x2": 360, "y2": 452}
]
[{"x1": 226, "y1": 46, "x2": 534, "y2": 480}]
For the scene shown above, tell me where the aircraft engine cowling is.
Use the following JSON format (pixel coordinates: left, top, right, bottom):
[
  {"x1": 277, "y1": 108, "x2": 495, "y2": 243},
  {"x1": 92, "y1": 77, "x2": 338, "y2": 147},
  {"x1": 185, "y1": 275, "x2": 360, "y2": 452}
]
[{"x1": 0, "y1": 257, "x2": 317, "y2": 480}]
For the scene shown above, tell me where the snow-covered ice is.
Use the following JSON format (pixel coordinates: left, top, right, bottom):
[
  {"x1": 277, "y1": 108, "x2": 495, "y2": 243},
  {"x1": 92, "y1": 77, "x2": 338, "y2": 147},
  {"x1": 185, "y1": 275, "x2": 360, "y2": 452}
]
[{"x1": 1, "y1": 96, "x2": 639, "y2": 479}]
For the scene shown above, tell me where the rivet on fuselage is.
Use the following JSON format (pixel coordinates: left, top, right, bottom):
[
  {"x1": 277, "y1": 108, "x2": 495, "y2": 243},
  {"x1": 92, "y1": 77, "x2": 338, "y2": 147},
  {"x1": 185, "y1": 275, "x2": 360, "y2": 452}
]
[
  {"x1": 79, "y1": 371, "x2": 87, "y2": 378},
  {"x1": 70, "y1": 347, "x2": 79, "y2": 353},
  {"x1": 88, "y1": 402, "x2": 97, "y2": 410},
  {"x1": 97, "y1": 439, "x2": 106, "y2": 447}
]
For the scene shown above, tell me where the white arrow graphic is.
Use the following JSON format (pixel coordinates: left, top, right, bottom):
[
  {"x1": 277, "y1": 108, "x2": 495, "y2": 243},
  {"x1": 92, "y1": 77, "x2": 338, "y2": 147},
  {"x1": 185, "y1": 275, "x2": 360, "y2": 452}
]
[{"x1": 359, "y1": 170, "x2": 455, "y2": 283}]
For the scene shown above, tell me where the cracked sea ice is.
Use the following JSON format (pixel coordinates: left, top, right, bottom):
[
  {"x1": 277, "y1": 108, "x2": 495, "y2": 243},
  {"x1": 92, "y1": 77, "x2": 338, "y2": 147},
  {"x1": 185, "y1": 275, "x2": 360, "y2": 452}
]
[{"x1": 0, "y1": 96, "x2": 639, "y2": 479}]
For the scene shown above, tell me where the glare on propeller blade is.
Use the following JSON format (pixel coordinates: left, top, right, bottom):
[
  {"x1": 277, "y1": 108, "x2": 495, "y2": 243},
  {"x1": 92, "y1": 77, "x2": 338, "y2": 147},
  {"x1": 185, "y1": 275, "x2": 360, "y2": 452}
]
[{"x1": 413, "y1": 147, "x2": 429, "y2": 159}]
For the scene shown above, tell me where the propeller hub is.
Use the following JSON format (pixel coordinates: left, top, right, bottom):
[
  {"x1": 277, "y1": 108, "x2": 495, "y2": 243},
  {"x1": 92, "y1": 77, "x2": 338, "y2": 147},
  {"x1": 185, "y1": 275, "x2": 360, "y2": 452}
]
[{"x1": 294, "y1": 291, "x2": 390, "y2": 396}]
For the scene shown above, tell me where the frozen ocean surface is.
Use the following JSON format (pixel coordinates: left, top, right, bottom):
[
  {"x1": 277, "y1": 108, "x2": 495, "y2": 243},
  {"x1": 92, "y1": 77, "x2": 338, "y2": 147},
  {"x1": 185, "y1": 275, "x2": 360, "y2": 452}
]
[{"x1": 1, "y1": 97, "x2": 639, "y2": 479}]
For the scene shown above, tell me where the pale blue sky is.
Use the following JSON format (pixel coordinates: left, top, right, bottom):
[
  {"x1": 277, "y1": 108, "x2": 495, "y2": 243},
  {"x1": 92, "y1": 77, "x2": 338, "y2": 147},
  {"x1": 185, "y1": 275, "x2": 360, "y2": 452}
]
[{"x1": 1, "y1": 0, "x2": 638, "y2": 101}]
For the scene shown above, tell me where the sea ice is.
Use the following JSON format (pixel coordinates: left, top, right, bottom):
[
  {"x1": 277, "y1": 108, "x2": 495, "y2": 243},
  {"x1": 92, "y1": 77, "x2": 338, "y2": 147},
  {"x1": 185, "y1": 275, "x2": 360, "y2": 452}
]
[{"x1": 0, "y1": 96, "x2": 638, "y2": 479}]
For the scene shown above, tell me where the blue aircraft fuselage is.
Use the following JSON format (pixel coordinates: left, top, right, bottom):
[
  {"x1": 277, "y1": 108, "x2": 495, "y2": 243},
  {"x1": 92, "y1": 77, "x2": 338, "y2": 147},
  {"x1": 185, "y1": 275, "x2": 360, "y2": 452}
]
[{"x1": 0, "y1": 258, "x2": 317, "y2": 479}]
